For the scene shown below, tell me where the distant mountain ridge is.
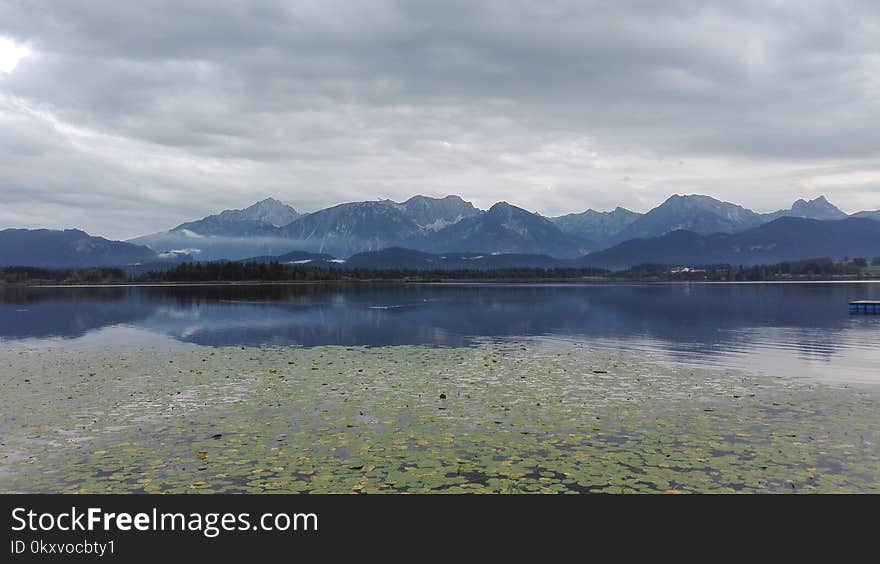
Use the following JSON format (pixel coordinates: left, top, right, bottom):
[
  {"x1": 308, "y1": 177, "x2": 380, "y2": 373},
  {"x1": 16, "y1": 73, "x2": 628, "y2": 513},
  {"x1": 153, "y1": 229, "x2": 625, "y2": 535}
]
[
  {"x1": 130, "y1": 195, "x2": 484, "y2": 260},
  {"x1": 852, "y1": 210, "x2": 880, "y2": 221},
  {"x1": 386, "y1": 195, "x2": 479, "y2": 231},
  {"x1": 278, "y1": 201, "x2": 425, "y2": 257},
  {"x1": 550, "y1": 207, "x2": 641, "y2": 246},
  {"x1": 129, "y1": 198, "x2": 303, "y2": 260},
  {"x1": 0, "y1": 229, "x2": 160, "y2": 267},
  {"x1": 243, "y1": 215, "x2": 880, "y2": 271},
  {"x1": 609, "y1": 194, "x2": 765, "y2": 244},
  {"x1": 5, "y1": 192, "x2": 880, "y2": 268},
  {"x1": 425, "y1": 202, "x2": 588, "y2": 257},
  {"x1": 173, "y1": 197, "x2": 300, "y2": 234},
  {"x1": 762, "y1": 196, "x2": 848, "y2": 222},
  {"x1": 551, "y1": 194, "x2": 873, "y2": 249},
  {"x1": 581, "y1": 217, "x2": 880, "y2": 270}
]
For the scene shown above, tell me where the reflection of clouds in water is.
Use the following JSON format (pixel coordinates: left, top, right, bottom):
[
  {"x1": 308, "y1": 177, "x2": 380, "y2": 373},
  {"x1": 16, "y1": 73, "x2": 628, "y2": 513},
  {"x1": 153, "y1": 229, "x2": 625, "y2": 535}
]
[
  {"x1": 144, "y1": 301, "x2": 472, "y2": 348},
  {"x1": 585, "y1": 324, "x2": 880, "y2": 384},
  {"x1": 155, "y1": 306, "x2": 201, "y2": 320},
  {"x1": 2, "y1": 282, "x2": 880, "y2": 382},
  {"x1": 724, "y1": 326, "x2": 880, "y2": 361},
  {"x1": 2, "y1": 324, "x2": 186, "y2": 349},
  {"x1": 180, "y1": 326, "x2": 198, "y2": 338}
]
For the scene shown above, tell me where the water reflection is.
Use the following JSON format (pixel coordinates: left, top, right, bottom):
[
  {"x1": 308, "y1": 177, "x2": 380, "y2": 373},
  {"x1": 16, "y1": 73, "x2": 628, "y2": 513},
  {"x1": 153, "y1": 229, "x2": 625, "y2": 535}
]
[{"x1": 2, "y1": 282, "x2": 879, "y2": 380}]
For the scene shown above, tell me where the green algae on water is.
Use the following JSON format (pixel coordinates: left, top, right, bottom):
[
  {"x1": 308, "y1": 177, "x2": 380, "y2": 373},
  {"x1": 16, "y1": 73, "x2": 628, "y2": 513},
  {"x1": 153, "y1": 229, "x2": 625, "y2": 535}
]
[{"x1": 1, "y1": 340, "x2": 878, "y2": 493}]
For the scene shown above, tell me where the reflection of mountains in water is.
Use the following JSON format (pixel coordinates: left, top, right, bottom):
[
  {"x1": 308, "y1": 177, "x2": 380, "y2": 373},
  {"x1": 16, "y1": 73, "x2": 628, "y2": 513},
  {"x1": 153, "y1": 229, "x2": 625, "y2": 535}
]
[
  {"x1": 1, "y1": 284, "x2": 879, "y2": 353},
  {"x1": 0, "y1": 286, "x2": 155, "y2": 341}
]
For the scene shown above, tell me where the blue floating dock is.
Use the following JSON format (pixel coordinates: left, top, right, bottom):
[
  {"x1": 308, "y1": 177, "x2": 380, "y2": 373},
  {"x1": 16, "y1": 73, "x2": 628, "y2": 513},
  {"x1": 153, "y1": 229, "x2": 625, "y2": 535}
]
[{"x1": 849, "y1": 300, "x2": 880, "y2": 314}]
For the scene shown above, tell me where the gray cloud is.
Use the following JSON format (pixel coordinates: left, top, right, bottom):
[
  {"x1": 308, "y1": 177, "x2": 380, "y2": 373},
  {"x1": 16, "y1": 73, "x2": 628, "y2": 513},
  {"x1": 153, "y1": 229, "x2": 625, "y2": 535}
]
[{"x1": 0, "y1": 0, "x2": 878, "y2": 238}]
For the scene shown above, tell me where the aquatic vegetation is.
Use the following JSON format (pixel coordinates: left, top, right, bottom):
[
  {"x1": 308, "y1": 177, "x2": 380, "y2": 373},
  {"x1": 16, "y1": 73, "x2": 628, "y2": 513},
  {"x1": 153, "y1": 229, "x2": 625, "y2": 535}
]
[{"x1": 1, "y1": 339, "x2": 878, "y2": 493}]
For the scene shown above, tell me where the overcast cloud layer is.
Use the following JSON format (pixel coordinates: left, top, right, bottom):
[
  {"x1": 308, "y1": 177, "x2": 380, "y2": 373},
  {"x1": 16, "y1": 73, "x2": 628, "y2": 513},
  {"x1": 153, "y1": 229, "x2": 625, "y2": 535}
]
[{"x1": 1, "y1": 0, "x2": 878, "y2": 238}]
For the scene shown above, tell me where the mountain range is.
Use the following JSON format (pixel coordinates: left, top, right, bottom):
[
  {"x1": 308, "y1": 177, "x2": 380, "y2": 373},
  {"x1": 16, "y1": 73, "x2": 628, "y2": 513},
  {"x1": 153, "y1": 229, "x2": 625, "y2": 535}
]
[
  {"x1": 129, "y1": 198, "x2": 303, "y2": 260},
  {"x1": 241, "y1": 217, "x2": 880, "y2": 271},
  {"x1": 2, "y1": 193, "x2": 879, "y2": 270},
  {"x1": 580, "y1": 216, "x2": 880, "y2": 270},
  {"x1": 0, "y1": 229, "x2": 159, "y2": 268},
  {"x1": 551, "y1": 207, "x2": 641, "y2": 244},
  {"x1": 126, "y1": 193, "x2": 880, "y2": 261}
]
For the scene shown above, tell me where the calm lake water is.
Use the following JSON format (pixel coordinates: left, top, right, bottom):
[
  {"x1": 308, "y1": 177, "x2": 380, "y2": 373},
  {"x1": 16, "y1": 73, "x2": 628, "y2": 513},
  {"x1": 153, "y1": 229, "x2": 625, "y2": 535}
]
[{"x1": 2, "y1": 282, "x2": 879, "y2": 383}]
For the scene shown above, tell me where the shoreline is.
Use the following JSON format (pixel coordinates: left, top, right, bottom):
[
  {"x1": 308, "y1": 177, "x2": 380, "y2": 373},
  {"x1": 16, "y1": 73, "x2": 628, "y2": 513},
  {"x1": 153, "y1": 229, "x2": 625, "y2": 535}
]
[{"x1": 7, "y1": 277, "x2": 880, "y2": 288}]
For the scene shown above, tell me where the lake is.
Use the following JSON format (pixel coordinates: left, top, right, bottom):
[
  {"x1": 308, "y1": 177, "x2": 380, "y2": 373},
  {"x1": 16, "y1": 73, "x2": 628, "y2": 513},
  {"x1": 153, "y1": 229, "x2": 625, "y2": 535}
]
[
  {"x1": 3, "y1": 281, "x2": 880, "y2": 493},
  {"x1": 2, "y1": 281, "x2": 879, "y2": 383}
]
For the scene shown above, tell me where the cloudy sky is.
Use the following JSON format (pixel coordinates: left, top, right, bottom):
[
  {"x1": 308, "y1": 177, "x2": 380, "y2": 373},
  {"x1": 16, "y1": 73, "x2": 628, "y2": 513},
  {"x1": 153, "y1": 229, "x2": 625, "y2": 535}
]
[{"x1": 1, "y1": 1, "x2": 878, "y2": 239}]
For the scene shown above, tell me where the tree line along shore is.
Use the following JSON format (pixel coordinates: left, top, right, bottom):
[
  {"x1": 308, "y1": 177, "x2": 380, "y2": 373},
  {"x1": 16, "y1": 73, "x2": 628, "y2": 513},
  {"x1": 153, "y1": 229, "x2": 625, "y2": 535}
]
[{"x1": 1, "y1": 256, "x2": 879, "y2": 286}]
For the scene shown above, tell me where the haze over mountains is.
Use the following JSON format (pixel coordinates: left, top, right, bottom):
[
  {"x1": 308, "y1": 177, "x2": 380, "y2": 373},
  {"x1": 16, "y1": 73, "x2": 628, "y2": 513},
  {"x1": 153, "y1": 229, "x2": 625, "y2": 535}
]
[
  {"x1": 130, "y1": 198, "x2": 302, "y2": 260},
  {"x1": 2, "y1": 194, "x2": 879, "y2": 270}
]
